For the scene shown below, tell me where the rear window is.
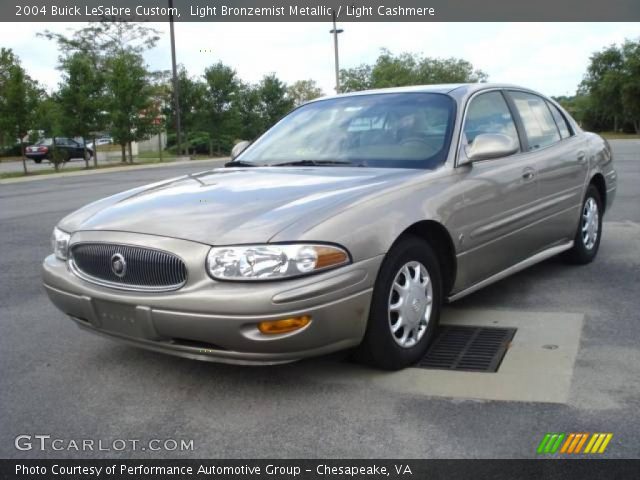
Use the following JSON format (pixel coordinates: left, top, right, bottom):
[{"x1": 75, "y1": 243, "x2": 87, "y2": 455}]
[{"x1": 547, "y1": 102, "x2": 572, "y2": 139}]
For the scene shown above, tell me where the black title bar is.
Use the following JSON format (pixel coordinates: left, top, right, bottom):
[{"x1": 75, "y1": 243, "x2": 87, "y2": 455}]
[
  {"x1": 3, "y1": 460, "x2": 640, "y2": 480},
  {"x1": 5, "y1": 0, "x2": 640, "y2": 22}
]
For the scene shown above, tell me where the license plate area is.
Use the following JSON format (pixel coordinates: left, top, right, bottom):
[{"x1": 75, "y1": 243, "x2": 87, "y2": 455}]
[{"x1": 93, "y1": 300, "x2": 146, "y2": 338}]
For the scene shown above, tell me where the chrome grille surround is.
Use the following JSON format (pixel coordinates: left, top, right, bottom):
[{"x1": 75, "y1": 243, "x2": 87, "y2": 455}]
[{"x1": 69, "y1": 243, "x2": 187, "y2": 292}]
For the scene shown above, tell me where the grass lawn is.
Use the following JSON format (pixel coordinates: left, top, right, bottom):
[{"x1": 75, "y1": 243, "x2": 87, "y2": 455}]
[{"x1": 599, "y1": 132, "x2": 640, "y2": 140}]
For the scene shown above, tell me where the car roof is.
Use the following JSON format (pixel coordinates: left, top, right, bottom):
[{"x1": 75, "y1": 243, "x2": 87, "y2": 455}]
[{"x1": 311, "y1": 83, "x2": 537, "y2": 102}]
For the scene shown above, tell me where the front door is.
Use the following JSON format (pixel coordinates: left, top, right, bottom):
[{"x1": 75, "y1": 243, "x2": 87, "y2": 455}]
[{"x1": 452, "y1": 90, "x2": 540, "y2": 290}]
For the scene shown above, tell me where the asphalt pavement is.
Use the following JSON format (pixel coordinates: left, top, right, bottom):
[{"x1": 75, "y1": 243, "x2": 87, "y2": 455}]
[{"x1": 1, "y1": 141, "x2": 638, "y2": 459}]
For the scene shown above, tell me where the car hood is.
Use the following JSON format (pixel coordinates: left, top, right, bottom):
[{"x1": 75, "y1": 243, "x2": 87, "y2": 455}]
[{"x1": 60, "y1": 167, "x2": 417, "y2": 245}]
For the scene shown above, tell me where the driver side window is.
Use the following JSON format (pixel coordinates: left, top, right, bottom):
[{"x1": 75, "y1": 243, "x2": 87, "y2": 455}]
[{"x1": 464, "y1": 91, "x2": 520, "y2": 150}]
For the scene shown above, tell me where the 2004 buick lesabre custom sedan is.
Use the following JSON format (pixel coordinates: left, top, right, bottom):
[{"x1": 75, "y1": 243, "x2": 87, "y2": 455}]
[{"x1": 43, "y1": 84, "x2": 617, "y2": 369}]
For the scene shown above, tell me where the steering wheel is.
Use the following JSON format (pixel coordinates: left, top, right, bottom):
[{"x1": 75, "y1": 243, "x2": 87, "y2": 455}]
[
  {"x1": 398, "y1": 135, "x2": 438, "y2": 156},
  {"x1": 399, "y1": 135, "x2": 430, "y2": 146}
]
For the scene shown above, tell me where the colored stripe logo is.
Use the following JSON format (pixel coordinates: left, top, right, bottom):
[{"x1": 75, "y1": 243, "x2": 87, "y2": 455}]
[{"x1": 537, "y1": 433, "x2": 613, "y2": 454}]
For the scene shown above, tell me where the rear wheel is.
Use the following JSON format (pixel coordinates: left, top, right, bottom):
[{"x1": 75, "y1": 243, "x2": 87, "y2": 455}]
[
  {"x1": 355, "y1": 236, "x2": 442, "y2": 370},
  {"x1": 565, "y1": 185, "x2": 602, "y2": 264}
]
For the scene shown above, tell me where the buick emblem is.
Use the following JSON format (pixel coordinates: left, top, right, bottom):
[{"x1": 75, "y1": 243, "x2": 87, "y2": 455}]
[{"x1": 110, "y1": 253, "x2": 127, "y2": 278}]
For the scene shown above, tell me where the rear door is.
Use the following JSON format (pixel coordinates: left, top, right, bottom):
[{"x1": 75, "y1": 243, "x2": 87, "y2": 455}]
[
  {"x1": 506, "y1": 91, "x2": 588, "y2": 246},
  {"x1": 454, "y1": 90, "x2": 540, "y2": 289},
  {"x1": 56, "y1": 138, "x2": 72, "y2": 157},
  {"x1": 68, "y1": 139, "x2": 84, "y2": 158}
]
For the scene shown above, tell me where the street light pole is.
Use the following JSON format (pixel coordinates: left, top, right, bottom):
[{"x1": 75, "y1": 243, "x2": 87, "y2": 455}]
[
  {"x1": 169, "y1": 0, "x2": 182, "y2": 156},
  {"x1": 329, "y1": 11, "x2": 344, "y2": 93}
]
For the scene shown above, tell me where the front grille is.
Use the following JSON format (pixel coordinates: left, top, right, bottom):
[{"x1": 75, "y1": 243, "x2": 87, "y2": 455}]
[{"x1": 70, "y1": 243, "x2": 187, "y2": 292}]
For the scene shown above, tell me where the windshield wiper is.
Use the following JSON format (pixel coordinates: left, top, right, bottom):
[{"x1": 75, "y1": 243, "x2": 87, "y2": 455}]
[
  {"x1": 269, "y1": 160, "x2": 353, "y2": 167},
  {"x1": 224, "y1": 160, "x2": 257, "y2": 167}
]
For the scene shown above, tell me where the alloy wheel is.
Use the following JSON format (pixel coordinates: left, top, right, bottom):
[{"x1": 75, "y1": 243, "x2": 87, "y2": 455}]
[
  {"x1": 388, "y1": 260, "x2": 433, "y2": 348},
  {"x1": 582, "y1": 197, "x2": 599, "y2": 250}
]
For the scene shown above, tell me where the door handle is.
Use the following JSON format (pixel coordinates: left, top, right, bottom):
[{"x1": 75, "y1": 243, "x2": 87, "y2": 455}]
[
  {"x1": 522, "y1": 168, "x2": 536, "y2": 181},
  {"x1": 577, "y1": 152, "x2": 587, "y2": 164}
]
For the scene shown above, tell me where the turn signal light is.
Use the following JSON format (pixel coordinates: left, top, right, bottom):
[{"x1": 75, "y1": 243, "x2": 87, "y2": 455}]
[
  {"x1": 258, "y1": 315, "x2": 311, "y2": 335},
  {"x1": 315, "y1": 246, "x2": 349, "y2": 270}
]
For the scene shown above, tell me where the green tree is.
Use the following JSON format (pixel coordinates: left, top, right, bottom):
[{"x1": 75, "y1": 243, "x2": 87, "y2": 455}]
[
  {"x1": 42, "y1": 20, "x2": 162, "y2": 162},
  {"x1": 165, "y1": 67, "x2": 209, "y2": 155},
  {"x1": 0, "y1": 49, "x2": 41, "y2": 174},
  {"x1": 577, "y1": 39, "x2": 640, "y2": 133},
  {"x1": 257, "y1": 74, "x2": 294, "y2": 128},
  {"x1": 58, "y1": 52, "x2": 105, "y2": 167},
  {"x1": 580, "y1": 45, "x2": 625, "y2": 131},
  {"x1": 33, "y1": 94, "x2": 63, "y2": 139},
  {"x1": 287, "y1": 79, "x2": 324, "y2": 106},
  {"x1": 340, "y1": 49, "x2": 488, "y2": 93},
  {"x1": 340, "y1": 64, "x2": 373, "y2": 93},
  {"x1": 41, "y1": 20, "x2": 160, "y2": 58},
  {"x1": 0, "y1": 48, "x2": 19, "y2": 148},
  {"x1": 105, "y1": 51, "x2": 155, "y2": 163},
  {"x1": 236, "y1": 83, "x2": 264, "y2": 141},
  {"x1": 203, "y1": 62, "x2": 241, "y2": 154},
  {"x1": 620, "y1": 40, "x2": 640, "y2": 133}
]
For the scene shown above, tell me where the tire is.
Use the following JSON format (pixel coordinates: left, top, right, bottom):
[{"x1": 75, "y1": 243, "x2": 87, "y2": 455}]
[
  {"x1": 62, "y1": 152, "x2": 71, "y2": 163},
  {"x1": 355, "y1": 236, "x2": 442, "y2": 370},
  {"x1": 565, "y1": 185, "x2": 603, "y2": 264}
]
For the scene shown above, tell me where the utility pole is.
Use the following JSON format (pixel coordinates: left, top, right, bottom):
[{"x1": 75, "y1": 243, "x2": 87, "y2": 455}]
[
  {"x1": 329, "y1": 11, "x2": 344, "y2": 93},
  {"x1": 169, "y1": 0, "x2": 182, "y2": 156}
]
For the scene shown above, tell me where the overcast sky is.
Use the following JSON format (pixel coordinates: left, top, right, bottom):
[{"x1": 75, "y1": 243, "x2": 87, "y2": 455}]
[{"x1": 1, "y1": 22, "x2": 638, "y2": 97}]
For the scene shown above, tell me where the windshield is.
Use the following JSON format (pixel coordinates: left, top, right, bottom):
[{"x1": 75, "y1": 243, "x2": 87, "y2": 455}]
[{"x1": 238, "y1": 93, "x2": 456, "y2": 169}]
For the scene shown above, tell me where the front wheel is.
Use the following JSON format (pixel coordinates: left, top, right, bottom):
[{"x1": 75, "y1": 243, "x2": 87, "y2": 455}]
[
  {"x1": 355, "y1": 236, "x2": 442, "y2": 370},
  {"x1": 565, "y1": 185, "x2": 602, "y2": 264}
]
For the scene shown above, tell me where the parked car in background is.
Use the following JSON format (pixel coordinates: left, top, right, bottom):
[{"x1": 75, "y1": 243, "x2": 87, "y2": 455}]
[
  {"x1": 42, "y1": 84, "x2": 616, "y2": 370},
  {"x1": 26, "y1": 138, "x2": 94, "y2": 164},
  {"x1": 88, "y1": 137, "x2": 114, "y2": 148}
]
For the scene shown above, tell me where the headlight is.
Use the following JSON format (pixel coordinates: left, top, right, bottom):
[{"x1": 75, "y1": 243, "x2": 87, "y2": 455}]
[
  {"x1": 206, "y1": 244, "x2": 350, "y2": 281},
  {"x1": 51, "y1": 227, "x2": 71, "y2": 261}
]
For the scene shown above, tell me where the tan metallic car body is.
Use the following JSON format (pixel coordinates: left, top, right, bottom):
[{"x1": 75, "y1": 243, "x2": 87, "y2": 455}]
[{"x1": 42, "y1": 84, "x2": 616, "y2": 366}]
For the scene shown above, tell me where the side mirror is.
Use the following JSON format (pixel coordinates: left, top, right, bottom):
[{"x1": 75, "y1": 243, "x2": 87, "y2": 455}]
[
  {"x1": 230, "y1": 140, "x2": 250, "y2": 160},
  {"x1": 462, "y1": 133, "x2": 518, "y2": 164}
]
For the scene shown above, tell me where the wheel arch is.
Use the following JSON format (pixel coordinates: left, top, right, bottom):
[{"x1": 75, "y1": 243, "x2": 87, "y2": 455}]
[{"x1": 395, "y1": 220, "x2": 457, "y2": 296}]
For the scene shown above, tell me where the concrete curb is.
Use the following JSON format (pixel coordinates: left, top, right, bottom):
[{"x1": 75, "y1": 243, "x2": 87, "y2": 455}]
[{"x1": 0, "y1": 158, "x2": 229, "y2": 185}]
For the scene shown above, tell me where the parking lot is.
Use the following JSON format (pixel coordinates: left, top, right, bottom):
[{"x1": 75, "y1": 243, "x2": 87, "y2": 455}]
[{"x1": 0, "y1": 140, "x2": 638, "y2": 459}]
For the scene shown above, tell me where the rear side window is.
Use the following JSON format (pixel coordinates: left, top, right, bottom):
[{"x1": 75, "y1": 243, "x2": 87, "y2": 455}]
[
  {"x1": 509, "y1": 91, "x2": 561, "y2": 150},
  {"x1": 463, "y1": 91, "x2": 519, "y2": 148},
  {"x1": 547, "y1": 102, "x2": 572, "y2": 139}
]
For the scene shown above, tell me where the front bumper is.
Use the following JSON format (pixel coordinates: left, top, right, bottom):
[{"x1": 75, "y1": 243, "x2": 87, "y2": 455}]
[{"x1": 42, "y1": 231, "x2": 381, "y2": 364}]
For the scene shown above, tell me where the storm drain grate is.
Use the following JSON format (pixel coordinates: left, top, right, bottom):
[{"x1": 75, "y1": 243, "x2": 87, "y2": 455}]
[{"x1": 417, "y1": 326, "x2": 516, "y2": 372}]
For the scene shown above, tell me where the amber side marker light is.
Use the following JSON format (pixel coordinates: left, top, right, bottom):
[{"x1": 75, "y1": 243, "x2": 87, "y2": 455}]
[
  {"x1": 314, "y1": 246, "x2": 349, "y2": 270},
  {"x1": 258, "y1": 315, "x2": 311, "y2": 334}
]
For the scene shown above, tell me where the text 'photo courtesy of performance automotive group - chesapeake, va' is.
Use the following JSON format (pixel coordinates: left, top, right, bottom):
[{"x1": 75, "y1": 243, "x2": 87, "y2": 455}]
[{"x1": 1, "y1": 1, "x2": 640, "y2": 479}]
